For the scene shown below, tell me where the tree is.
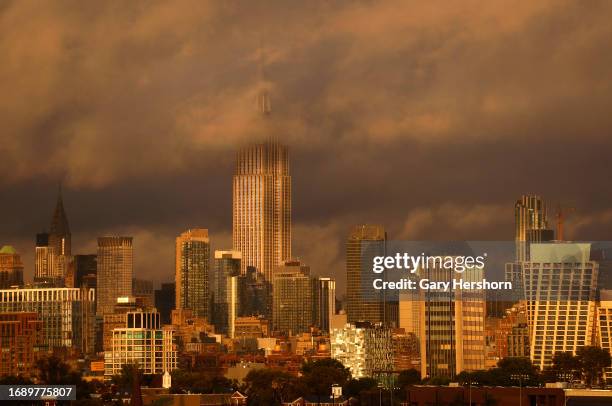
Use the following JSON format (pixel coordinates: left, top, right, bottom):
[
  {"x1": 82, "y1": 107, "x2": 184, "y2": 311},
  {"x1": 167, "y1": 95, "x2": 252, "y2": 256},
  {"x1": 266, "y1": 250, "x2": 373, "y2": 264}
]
[
  {"x1": 171, "y1": 370, "x2": 235, "y2": 394},
  {"x1": 242, "y1": 369, "x2": 303, "y2": 405},
  {"x1": 397, "y1": 369, "x2": 421, "y2": 388},
  {"x1": 423, "y1": 375, "x2": 451, "y2": 385},
  {"x1": 576, "y1": 346, "x2": 612, "y2": 387},
  {"x1": 496, "y1": 357, "x2": 540, "y2": 386},
  {"x1": 551, "y1": 352, "x2": 580, "y2": 381},
  {"x1": 343, "y1": 377, "x2": 378, "y2": 398},
  {"x1": 36, "y1": 356, "x2": 93, "y2": 400},
  {"x1": 301, "y1": 359, "x2": 351, "y2": 401}
]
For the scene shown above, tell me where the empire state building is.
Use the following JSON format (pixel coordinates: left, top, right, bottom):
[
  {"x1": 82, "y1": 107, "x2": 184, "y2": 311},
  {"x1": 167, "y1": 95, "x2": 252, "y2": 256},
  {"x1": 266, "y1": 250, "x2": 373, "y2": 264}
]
[{"x1": 232, "y1": 93, "x2": 291, "y2": 282}]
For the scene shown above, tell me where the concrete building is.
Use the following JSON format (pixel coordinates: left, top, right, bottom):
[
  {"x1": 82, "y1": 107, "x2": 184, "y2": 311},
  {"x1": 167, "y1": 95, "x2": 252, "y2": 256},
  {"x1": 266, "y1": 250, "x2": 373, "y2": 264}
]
[
  {"x1": 515, "y1": 195, "x2": 554, "y2": 262},
  {"x1": 175, "y1": 229, "x2": 210, "y2": 319},
  {"x1": 597, "y1": 297, "x2": 612, "y2": 383},
  {"x1": 331, "y1": 322, "x2": 394, "y2": 384},
  {"x1": 96, "y1": 236, "x2": 133, "y2": 316},
  {"x1": 74, "y1": 254, "x2": 97, "y2": 288},
  {"x1": 523, "y1": 243, "x2": 598, "y2": 370},
  {"x1": 132, "y1": 278, "x2": 155, "y2": 308},
  {"x1": 0, "y1": 312, "x2": 43, "y2": 377},
  {"x1": 155, "y1": 282, "x2": 175, "y2": 325},
  {"x1": 272, "y1": 260, "x2": 313, "y2": 335},
  {"x1": 346, "y1": 225, "x2": 390, "y2": 325},
  {"x1": 399, "y1": 261, "x2": 486, "y2": 379},
  {"x1": 211, "y1": 250, "x2": 241, "y2": 337},
  {"x1": 0, "y1": 287, "x2": 96, "y2": 355},
  {"x1": 104, "y1": 309, "x2": 176, "y2": 377},
  {"x1": 0, "y1": 245, "x2": 24, "y2": 289},
  {"x1": 315, "y1": 277, "x2": 336, "y2": 332}
]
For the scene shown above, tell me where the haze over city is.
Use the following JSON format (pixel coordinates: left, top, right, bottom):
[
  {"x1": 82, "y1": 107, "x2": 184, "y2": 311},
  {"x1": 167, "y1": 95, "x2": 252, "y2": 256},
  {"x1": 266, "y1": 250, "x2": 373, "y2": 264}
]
[{"x1": 2, "y1": 0, "x2": 612, "y2": 294}]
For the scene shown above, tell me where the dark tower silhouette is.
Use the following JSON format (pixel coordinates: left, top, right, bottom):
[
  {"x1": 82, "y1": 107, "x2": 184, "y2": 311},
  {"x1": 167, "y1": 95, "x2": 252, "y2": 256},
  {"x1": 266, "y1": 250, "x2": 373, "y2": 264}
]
[{"x1": 48, "y1": 184, "x2": 71, "y2": 257}]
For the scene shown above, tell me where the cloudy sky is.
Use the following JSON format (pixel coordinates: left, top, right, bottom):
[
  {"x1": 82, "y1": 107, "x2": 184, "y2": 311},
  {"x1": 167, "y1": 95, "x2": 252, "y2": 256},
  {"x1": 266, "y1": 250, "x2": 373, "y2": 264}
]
[{"x1": 2, "y1": 0, "x2": 612, "y2": 294}]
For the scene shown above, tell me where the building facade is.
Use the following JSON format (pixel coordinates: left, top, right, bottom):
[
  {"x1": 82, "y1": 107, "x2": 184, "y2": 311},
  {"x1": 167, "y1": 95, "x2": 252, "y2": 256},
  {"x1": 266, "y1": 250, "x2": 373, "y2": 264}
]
[
  {"x1": 0, "y1": 312, "x2": 43, "y2": 377},
  {"x1": 74, "y1": 254, "x2": 97, "y2": 288},
  {"x1": 315, "y1": 277, "x2": 336, "y2": 332},
  {"x1": 233, "y1": 139, "x2": 291, "y2": 281},
  {"x1": 0, "y1": 287, "x2": 96, "y2": 355},
  {"x1": 175, "y1": 229, "x2": 210, "y2": 319},
  {"x1": 97, "y1": 236, "x2": 133, "y2": 316},
  {"x1": 522, "y1": 243, "x2": 598, "y2": 370},
  {"x1": 597, "y1": 299, "x2": 612, "y2": 383},
  {"x1": 35, "y1": 188, "x2": 73, "y2": 286},
  {"x1": 0, "y1": 245, "x2": 24, "y2": 289},
  {"x1": 331, "y1": 322, "x2": 394, "y2": 385},
  {"x1": 515, "y1": 195, "x2": 553, "y2": 262},
  {"x1": 346, "y1": 225, "x2": 387, "y2": 325},
  {"x1": 104, "y1": 309, "x2": 176, "y2": 377},
  {"x1": 272, "y1": 260, "x2": 313, "y2": 335},
  {"x1": 211, "y1": 250, "x2": 241, "y2": 337},
  {"x1": 155, "y1": 282, "x2": 175, "y2": 325}
]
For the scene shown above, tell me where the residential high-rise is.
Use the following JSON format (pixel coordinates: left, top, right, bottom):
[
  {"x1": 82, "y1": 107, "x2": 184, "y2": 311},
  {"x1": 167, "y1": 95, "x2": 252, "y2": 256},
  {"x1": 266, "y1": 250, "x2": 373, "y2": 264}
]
[
  {"x1": 515, "y1": 195, "x2": 554, "y2": 262},
  {"x1": 0, "y1": 245, "x2": 24, "y2": 289},
  {"x1": 597, "y1": 295, "x2": 612, "y2": 383},
  {"x1": 272, "y1": 260, "x2": 313, "y2": 335},
  {"x1": 35, "y1": 233, "x2": 54, "y2": 281},
  {"x1": 522, "y1": 243, "x2": 598, "y2": 370},
  {"x1": 233, "y1": 139, "x2": 291, "y2": 282},
  {"x1": 0, "y1": 287, "x2": 96, "y2": 355},
  {"x1": 211, "y1": 250, "x2": 241, "y2": 337},
  {"x1": 237, "y1": 266, "x2": 271, "y2": 319},
  {"x1": 398, "y1": 256, "x2": 486, "y2": 379},
  {"x1": 0, "y1": 312, "x2": 43, "y2": 377},
  {"x1": 175, "y1": 229, "x2": 210, "y2": 319},
  {"x1": 104, "y1": 309, "x2": 176, "y2": 377},
  {"x1": 155, "y1": 282, "x2": 175, "y2": 325},
  {"x1": 96, "y1": 237, "x2": 133, "y2": 316},
  {"x1": 132, "y1": 278, "x2": 154, "y2": 308},
  {"x1": 346, "y1": 225, "x2": 388, "y2": 325},
  {"x1": 331, "y1": 322, "x2": 394, "y2": 385},
  {"x1": 315, "y1": 277, "x2": 336, "y2": 332},
  {"x1": 74, "y1": 254, "x2": 97, "y2": 288}
]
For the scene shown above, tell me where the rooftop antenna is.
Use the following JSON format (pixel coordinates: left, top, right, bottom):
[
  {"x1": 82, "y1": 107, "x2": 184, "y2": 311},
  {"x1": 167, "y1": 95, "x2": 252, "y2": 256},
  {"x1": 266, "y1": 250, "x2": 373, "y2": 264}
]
[{"x1": 257, "y1": 37, "x2": 271, "y2": 116}]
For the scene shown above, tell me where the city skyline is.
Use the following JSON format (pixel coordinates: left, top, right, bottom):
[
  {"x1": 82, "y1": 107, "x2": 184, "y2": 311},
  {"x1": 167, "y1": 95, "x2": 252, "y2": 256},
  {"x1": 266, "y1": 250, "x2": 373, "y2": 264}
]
[{"x1": 2, "y1": 1, "x2": 612, "y2": 296}]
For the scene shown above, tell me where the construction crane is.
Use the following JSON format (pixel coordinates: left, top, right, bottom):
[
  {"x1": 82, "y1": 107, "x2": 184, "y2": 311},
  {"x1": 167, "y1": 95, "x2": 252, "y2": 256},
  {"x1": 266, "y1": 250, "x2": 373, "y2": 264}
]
[{"x1": 555, "y1": 205, "x2": 575, "y2": 241}]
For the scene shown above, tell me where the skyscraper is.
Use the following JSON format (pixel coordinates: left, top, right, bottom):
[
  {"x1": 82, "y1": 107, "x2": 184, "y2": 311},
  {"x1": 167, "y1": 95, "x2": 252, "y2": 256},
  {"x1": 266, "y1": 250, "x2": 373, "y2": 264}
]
[
  {"x1": 346, "y1": 225, "x2": 387, "y2": 325},
  {"x1": 35, "y1": 188, "x2": 73, "y2": 285},
  {"x1": 272, "y1": 260, "x2": 313, "y2": 335},
  {"x1": 175, "y1": 229, "x2": 210, "y2": 319},
  {"x1": 0, "y1": 246, "x2": 24, "y2": 289},
  {"x1": 233, "y1": 139, "x2": 291, "y2": 282},
  {"x1": 35, "y1": 233, "x2": 54, "y2": 281},
  {"x1": 315, "y1": 277, "x2": 336, "y2": 332},
  {"x1": 211, "y1": 250, "x2": 241, "y2": 337},
  {"x1": 48, "y1": 186, "x2": 71, "y2": 258},
  {"x1": 522, "y1": 243, "x2": 598, "y2": 370},
  {"x1": 515, "y1": 195, "x2": 554, "y2": 262},
  {"x1": 415, "y1": 264, "x2": 486, "y2": 379},
  {"x1": 74, "y1": 254, "x2": 97, "y2": 288},
  {"x1": 155, "y1": 282, "x2": 175, "y2": 325},
  {"x1": 96, "y1": 236, "x2": 133, "y2": 316}
]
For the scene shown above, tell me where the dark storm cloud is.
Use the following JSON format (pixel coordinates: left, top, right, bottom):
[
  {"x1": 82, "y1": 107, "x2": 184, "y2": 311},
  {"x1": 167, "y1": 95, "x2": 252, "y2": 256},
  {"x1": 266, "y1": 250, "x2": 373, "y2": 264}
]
[{"x1": 1, "y1": 0, "x2": 612, "y2": 293}]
